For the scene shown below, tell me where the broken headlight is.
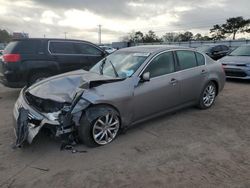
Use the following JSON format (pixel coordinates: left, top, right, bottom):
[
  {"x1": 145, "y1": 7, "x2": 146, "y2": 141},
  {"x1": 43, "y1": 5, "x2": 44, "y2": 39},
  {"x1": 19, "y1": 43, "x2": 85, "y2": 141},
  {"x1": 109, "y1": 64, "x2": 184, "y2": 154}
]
[{"x1": 46, "y1": 111, "x2": 61, "y2": 121}]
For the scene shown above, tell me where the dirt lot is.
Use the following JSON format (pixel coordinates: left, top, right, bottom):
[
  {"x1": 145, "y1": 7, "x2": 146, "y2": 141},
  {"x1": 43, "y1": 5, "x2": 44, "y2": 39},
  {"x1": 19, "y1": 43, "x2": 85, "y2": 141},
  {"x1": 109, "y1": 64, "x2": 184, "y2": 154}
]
[{"x1": 0, "y1": 81, "x2": 250, "y2": 188}]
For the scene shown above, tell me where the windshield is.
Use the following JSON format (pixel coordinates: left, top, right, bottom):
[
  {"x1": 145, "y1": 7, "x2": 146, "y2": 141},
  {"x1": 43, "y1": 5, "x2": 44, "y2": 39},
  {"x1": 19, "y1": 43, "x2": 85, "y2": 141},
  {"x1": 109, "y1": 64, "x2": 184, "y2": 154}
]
[
  {"x1": 90, "y1": 51, "x2": 150, "y2": 78},
  {"x1": 229, "y1": 46, "x2": 250, "y2": 56},
  {"x1": 196, "y1": 46, "x2": 212, "y2": 52}
]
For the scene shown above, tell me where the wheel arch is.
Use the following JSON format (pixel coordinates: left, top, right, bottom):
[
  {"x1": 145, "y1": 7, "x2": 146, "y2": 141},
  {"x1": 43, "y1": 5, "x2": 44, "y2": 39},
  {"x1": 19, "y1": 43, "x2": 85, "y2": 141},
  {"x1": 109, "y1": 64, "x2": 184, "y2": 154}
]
[
  {"x1": 83, "y1": 103, "x2": 122, "y2": 126},
  {"x1": 208, "y1": 79, "x2": 219, "y2": 96}
]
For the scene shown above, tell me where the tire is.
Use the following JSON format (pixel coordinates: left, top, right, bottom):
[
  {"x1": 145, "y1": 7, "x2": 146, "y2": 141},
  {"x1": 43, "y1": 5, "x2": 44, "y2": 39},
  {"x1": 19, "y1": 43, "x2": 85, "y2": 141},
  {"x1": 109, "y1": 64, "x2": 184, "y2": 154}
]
[
  {"x1": 78, "y1": 106, "x2": 120, "y2": 147},
  {"x1": 28, "y1": 72, "x2": 51, "y2": 86},
  {"x1": 198, "y1": 82, "x2": 217, "y2": 109}
]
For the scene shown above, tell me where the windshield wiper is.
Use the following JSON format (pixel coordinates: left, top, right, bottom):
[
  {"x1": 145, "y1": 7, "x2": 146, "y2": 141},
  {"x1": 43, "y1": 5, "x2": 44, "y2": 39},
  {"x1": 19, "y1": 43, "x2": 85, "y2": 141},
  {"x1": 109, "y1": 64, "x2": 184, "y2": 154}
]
[
  {"x1": 99, "y1": 58, "x2": 119, "y2": 78},
  {"x1": 108, "y1": 60, "x2": 119, "y2": 78}
]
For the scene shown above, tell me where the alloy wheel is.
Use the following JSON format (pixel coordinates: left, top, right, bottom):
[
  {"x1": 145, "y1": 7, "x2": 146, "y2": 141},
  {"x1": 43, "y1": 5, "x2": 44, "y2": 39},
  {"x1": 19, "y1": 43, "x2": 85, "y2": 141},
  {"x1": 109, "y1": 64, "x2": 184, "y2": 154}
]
[
  {"x1": 203, "y1": 84, "x2": 216, "y2": 107},
  {"x1": 92, "y1": 113, "x2": 120, "y2": 145}
]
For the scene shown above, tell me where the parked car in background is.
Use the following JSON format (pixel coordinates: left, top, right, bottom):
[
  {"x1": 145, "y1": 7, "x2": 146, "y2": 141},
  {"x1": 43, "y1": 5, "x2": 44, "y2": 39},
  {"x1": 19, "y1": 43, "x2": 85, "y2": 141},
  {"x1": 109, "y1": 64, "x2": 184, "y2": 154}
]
[
  {"x1": 0, "y1": 38, "x2": 107, "y2": 88},
  {"x1": 13, "y1": 45, "x2": 225, "y2": 147},
  {"x1": 197, "y1": 44, "x2": 230, "y2": 60},
  {"x1": 219, "y1": 45, "x2": 250, "y2": 79},
  {"x1": 99, "y1": 45, "x2": 117, "y2": 54}
]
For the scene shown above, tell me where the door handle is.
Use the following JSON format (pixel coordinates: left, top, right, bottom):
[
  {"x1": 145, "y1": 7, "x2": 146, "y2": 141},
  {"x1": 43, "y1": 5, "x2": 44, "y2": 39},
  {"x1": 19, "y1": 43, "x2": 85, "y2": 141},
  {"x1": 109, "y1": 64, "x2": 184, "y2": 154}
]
[{"x1": 170, "y1": 78, "x2": 178, "y2": 85}]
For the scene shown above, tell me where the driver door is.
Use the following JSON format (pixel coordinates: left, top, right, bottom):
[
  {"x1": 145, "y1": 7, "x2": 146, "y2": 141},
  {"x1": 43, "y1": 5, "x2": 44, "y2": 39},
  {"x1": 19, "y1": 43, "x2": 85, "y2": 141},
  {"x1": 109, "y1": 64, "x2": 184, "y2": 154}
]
[{"x1": 132, "y1": 51, "x2": 181, "y2": 121}]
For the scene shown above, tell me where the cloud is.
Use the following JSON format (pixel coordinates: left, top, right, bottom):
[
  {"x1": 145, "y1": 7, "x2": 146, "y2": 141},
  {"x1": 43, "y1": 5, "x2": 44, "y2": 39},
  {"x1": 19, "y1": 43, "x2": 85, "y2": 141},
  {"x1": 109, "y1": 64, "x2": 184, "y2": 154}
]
[
  {"x1": 40, "y1": 10, "x2": 60, "y2": 25},
  {"x1": 0, "y1": 0, "x2": 250, "y2": 42}
]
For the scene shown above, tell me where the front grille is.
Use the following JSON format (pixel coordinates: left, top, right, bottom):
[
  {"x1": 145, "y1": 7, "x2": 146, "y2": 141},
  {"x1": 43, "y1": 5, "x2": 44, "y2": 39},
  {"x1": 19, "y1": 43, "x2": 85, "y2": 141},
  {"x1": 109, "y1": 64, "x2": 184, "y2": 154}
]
[{"x1": 225, "y1": 69, "x2": 247, "y2": 77}]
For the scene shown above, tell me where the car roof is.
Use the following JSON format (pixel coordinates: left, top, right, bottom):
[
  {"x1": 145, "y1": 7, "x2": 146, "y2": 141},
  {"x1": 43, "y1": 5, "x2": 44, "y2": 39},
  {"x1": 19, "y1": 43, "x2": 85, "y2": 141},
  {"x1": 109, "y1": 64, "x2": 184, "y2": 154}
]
[
  {"x1": 118, "y1": 45, "x2": 191, "y2": 53},
  {"x1": 12, "y1": 38, "x2": 93, "y2": 44}
]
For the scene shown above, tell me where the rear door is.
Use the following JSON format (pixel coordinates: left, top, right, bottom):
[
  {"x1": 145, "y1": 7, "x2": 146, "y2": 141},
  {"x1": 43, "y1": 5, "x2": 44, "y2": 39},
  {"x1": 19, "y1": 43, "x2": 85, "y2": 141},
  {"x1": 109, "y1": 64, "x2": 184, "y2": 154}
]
[
  {"x1": 48, "y1": 41, "x2": 81, "y2": 73},
  {"x1": 175, "y1": 50, "x2": 207, "y2": 103},
  {"x1": 133, "y1": 51, "x2": 181, "y2": 121}
]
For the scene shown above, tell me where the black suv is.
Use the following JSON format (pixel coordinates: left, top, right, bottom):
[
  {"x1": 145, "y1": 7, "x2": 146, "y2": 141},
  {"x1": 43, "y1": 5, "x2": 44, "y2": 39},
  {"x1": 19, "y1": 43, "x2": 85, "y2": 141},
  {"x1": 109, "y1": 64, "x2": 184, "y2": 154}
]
[
  {"x1": 197, "y1": 44, "x2": 230, "y2": 60},
  {"x1": 0, "y1": 38, "x2": 107, "y2": 88}
]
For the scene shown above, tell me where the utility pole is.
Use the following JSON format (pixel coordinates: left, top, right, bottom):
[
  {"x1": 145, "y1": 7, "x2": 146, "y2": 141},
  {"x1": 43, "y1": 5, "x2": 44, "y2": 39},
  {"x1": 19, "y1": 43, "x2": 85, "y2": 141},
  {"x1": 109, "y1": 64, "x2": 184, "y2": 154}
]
[
  {"x1": 98, "y1": 25, "x2": 102, "y2": 45},
  {"x1": 64, "y1": 32, "x2": 67, "y2": 39}
]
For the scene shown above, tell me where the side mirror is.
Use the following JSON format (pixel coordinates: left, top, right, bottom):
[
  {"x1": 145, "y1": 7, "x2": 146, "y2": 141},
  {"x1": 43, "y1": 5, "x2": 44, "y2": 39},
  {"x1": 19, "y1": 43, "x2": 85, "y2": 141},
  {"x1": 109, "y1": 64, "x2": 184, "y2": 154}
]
[{"x1": 141, "y1": 72, "x2": 150, "y2": 82}]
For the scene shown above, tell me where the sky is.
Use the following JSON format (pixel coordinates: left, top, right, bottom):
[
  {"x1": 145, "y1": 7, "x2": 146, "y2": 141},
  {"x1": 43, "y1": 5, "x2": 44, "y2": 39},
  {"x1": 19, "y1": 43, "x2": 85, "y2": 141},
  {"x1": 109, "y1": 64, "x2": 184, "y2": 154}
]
[{"x1": 0, "y1": 0, "x2": 250, "y2": 43}]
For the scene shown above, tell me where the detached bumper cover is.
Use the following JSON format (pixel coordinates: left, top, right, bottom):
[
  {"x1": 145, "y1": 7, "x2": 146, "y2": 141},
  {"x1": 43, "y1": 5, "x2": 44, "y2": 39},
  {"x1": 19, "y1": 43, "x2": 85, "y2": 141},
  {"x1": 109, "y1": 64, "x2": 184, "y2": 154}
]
[
  {"x1": 13, "y1": 88, "x2": 90, "y2": 147},
  {"x1": 13, "y1": 109, "x2": 56, "y2": 147},
  {"x1": 13, "y1": 89, "x2": 60, "y2": 147},
  {"x1": 14, "y1": 108, "x2": 29, "y2": 146}
]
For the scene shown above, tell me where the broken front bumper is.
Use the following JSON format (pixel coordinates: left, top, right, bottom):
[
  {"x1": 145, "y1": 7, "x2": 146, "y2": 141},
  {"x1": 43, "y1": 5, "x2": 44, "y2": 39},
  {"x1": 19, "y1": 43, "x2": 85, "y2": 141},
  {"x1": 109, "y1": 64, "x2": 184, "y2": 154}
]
[{"x1": 13, "y1": 89, "x2": 60, "y2": 147}]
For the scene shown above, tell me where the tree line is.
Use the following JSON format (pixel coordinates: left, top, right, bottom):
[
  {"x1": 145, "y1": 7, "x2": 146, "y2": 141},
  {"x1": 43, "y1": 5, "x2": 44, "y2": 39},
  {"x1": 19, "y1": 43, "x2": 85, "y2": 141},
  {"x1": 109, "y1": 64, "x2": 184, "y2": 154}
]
[
  {"x1": 122, "y1": 16, "x2": 250, "y2": 43},
  {"x1": 0, "y1": 29, "x2": 12, "y2": 43}
]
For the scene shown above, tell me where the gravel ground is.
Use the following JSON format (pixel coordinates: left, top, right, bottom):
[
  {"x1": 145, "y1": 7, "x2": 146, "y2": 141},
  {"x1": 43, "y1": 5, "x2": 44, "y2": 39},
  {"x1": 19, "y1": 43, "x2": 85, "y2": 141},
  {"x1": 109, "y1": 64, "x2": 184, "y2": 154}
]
[{"x1": 0, "y1": 80, "x2": 250, "y2": 188}]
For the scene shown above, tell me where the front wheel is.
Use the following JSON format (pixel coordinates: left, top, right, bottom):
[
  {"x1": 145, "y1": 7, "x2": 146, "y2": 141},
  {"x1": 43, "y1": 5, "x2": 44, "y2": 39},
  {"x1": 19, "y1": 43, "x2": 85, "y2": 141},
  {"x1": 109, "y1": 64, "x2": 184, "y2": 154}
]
[
  {"x1": 198, "y1": 82, "x2": 217, "y2": 109},
  {"x1": 78, "y1": 106, "x2": 120, "y2": 147}
]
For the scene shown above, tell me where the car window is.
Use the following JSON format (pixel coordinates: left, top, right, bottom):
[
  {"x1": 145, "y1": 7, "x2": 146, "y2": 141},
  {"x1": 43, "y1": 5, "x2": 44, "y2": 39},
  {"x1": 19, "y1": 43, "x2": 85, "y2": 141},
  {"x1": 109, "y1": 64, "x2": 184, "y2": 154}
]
[
  {"x1": 144, "y1": 52, "x2": 175, "y2": 78},
  {"x1": 15, "y1": 40, "x2": 41, "y2": 54},
  {"x1": 3, "y1": 41, "x2": 18, "y2": 54},
  {"x1": 75, "y1": 43, "x2": 102, "y2": 55},
  {"x1": 90, "y1": 52, "x2": 149, "y2": 78},
  {"x1": 213, "y1": 46, "x2": 221, "y2": 52},
  {"x1": 176, "y1": 50, "x2": 197, "y2": 70},
  {"x1": 49, "y1": 41, "x2": 77, "y2": 54},
  {"x1": 229, "y1": 46, "x2": 250, "y2": 56},
  {"x1": 195, "y1": 52, "x2": 205, "y2": 66}
]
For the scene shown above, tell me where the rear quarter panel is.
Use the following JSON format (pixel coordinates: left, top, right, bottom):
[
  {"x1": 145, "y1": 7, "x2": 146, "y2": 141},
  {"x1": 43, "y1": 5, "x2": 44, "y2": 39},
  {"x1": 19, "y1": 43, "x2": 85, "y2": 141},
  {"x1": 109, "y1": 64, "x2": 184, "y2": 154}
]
[{"x1": 206, "y1": 56, "x2": 226, "y2": 93}]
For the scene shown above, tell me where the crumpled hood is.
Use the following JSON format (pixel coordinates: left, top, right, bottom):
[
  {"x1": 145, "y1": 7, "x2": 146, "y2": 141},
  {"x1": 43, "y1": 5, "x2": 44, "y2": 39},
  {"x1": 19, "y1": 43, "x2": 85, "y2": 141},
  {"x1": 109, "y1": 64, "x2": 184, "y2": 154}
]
[
  {"x1": 220, "y1": 56, "x2": 250, "y2": 64},
  {"x1": 26, "y1": 69, "x2": 121, "y2": 103}
]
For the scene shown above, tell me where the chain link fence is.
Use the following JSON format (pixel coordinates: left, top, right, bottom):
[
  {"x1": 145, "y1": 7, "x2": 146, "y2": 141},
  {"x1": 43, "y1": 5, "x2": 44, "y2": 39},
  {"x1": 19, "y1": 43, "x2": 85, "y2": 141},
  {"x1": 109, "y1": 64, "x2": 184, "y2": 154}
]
[{"x1": 136, "y1": 40, "x2": 250, "y2": 48}]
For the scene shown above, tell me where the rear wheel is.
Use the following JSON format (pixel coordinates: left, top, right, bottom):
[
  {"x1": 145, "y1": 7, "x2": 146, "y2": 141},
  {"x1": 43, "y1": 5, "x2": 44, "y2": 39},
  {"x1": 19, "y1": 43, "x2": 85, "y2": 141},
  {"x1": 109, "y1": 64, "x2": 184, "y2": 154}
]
[
  {"x1": 198, "y1": 82, "x2": 217, "y2": 109},
  {"x1": 78, "y1": 106, "x2": 120, "y2": 147}
]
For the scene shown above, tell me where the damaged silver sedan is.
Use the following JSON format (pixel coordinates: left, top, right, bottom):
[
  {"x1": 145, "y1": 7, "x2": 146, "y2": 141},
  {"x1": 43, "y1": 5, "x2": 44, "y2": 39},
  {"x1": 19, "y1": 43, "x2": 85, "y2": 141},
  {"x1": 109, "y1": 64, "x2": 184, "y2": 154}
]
[{"x1": 13, "y1": 45, "x2": 226, "y2": 147}]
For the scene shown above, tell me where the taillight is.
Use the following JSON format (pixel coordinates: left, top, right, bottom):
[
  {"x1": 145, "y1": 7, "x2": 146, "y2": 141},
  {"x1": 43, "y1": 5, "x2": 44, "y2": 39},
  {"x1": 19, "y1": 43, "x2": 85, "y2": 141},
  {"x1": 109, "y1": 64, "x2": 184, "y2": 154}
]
[{"x1": 3, "y1": 54, "x2": 21, "y2": 63}]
